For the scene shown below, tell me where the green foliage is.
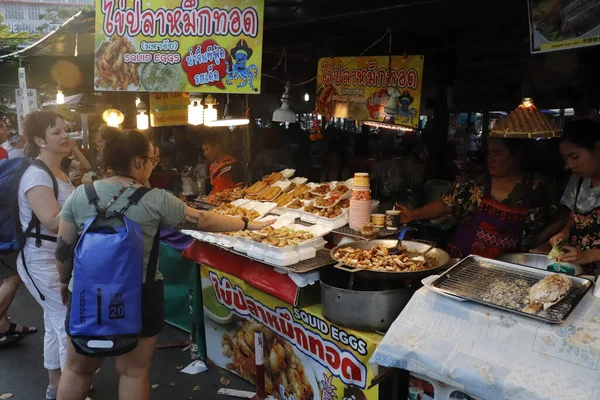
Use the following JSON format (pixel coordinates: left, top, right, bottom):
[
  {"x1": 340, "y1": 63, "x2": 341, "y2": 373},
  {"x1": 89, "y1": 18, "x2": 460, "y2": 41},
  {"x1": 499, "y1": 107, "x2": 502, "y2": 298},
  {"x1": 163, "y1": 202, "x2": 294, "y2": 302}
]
[
  {"x1": 0, "y1": 14, "x2": 38, "y2": 56},
  {"x1": 37, "y1": 5, "x2": 92, "y2": 33}
]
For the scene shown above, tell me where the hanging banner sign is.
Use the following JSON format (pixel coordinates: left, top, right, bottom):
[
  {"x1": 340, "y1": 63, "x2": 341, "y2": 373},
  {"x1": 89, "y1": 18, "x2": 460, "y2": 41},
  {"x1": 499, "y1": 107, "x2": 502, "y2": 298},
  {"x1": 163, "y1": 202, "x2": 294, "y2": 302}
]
[
  {"x1": 316, "y1": 55, "x2": 424, "y2": 129},
  {"x1": 94, "y1": 0, "x2": 264, "y2": 93},
  {"x1": 201, "y1": 265, "x2": 382, "y2": 400},
  {"x1": 149, "y1": 92, "x2": 189, "y2": 127},
  {"x1": 528, "y1": 0, "x2": 600, "y2": 53}
]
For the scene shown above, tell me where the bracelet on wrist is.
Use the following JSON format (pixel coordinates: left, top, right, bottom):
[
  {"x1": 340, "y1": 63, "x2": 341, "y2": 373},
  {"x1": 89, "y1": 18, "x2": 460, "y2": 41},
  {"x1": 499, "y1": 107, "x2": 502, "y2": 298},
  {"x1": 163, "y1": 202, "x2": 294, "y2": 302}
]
[{"x1": 59, "y1": 277, "x2": 71, "y2": 284}]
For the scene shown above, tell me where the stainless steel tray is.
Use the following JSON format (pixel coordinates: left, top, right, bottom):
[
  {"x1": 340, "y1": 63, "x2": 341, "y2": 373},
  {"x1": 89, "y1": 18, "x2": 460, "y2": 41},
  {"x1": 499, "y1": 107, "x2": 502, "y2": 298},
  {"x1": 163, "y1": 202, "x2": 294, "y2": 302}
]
[{"x1": 431, "y1": 255, "x2": 593, "y2": 324}]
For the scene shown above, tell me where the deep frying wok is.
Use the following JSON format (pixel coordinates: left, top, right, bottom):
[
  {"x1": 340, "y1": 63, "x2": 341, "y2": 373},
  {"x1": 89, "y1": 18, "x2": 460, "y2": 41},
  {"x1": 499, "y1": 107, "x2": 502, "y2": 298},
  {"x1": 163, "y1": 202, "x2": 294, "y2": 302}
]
[{"x1": 330, "y1": 239, "x2": 451, "y2": 281}]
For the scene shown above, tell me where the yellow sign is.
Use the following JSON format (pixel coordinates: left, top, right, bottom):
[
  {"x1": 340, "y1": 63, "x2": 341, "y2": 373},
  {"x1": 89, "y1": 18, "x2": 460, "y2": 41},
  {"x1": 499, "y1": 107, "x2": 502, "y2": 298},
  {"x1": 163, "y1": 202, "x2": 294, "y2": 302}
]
[
  {"x1": 201, "y1": 265, "x2": 381, "y2": 400},
  {"x1": 149, "y1": 92, "x2": 189, "y2": 127},
  {"x1": 94, "y1": 0, "x2": 264, "y2": 93},
  {"x1": 316, "y1": 55, "x2": 424, "y2": 129}
]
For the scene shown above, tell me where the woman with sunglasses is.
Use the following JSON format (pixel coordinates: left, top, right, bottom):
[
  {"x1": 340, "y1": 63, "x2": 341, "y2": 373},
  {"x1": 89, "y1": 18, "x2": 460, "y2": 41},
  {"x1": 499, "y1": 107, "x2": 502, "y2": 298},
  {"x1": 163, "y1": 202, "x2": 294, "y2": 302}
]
[{"x1": 55, "y1": 127, "x2": 273, "y2": 400}]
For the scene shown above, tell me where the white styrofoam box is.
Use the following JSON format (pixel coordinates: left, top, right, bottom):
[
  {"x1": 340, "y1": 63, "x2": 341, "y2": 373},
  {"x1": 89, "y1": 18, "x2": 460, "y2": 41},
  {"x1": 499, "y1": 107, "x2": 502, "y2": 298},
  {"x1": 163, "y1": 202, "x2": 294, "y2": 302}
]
[
  {"x1": 231, "y1": 199, "x2": 251, "y2": 207},
  {"x1": 251, "y1": 202, "x2": 278, "y2": 217},
  {"x1": 280, "y1": 168, "x2": 296, "y2": 179},
  {"x1": 272, "y1": 180, "x2": 294, "y2": 192},
  {"x1": 234, "y1": 239, "x2": 250, "y2": 254},
  {"x1": 246, "y1": 244, "x2": 266, "y2": 261},
  {"x1": 291, "y1": 177, "x2": 308, "y2": 185},
  {"x1": 216, "y1": 235, "x2": 237, "y2": 248}
]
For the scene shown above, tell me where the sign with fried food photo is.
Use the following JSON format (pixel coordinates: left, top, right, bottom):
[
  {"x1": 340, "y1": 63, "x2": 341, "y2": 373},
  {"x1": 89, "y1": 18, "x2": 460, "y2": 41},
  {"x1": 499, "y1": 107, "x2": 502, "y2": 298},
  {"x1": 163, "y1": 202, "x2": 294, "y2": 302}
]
[
  {"x1": 201, "y1": 265, "x2": 381, "y2": 400},
  {"x1": 94, "y1": 0, "x2": 264, "y2": 93},
  {"x1": 316, "y1": 55, "x2": 424, "y2": 129}
]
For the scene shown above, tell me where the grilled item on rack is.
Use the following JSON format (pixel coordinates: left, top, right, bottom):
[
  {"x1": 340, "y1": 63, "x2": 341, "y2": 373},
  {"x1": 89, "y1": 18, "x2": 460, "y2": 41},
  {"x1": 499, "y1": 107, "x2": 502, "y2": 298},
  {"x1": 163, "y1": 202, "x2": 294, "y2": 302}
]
[{"x1": 523, "y1": 273, "x2": 572, "y2": 314}]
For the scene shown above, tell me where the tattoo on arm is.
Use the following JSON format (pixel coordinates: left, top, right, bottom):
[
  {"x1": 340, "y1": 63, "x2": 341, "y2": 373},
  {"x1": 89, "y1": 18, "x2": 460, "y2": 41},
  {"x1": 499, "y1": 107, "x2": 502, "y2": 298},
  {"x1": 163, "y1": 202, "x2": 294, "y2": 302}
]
[
  {"x1": 178, "y1": 211, "x2": 203, "y2": 230},
  {"x1": 55, "y1": 236, "x2": 74, "y2": 264}
]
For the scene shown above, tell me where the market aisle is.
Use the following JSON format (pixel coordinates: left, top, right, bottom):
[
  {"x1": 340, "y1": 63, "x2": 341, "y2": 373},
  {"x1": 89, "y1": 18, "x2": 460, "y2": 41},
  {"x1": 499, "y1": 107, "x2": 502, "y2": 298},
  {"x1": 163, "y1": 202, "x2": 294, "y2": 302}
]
[{"x1": 1, "y1": 286, "x2": 254, "y2": 399}]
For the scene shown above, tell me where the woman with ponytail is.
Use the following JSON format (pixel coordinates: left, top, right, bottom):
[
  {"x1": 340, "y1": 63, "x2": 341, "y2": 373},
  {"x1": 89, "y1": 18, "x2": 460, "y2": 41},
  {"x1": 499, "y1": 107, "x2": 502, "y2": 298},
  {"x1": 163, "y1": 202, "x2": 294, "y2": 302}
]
[{"x1": 17, "y1": 111, "x2": 75, "y2": 399}]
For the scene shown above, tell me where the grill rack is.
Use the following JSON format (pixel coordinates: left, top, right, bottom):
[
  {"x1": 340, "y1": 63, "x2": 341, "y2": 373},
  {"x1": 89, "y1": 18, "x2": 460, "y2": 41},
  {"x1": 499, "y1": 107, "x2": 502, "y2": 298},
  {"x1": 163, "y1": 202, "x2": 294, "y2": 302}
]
[{"x1": 431, "y1": 256, "x2": 593, "y2": 324}]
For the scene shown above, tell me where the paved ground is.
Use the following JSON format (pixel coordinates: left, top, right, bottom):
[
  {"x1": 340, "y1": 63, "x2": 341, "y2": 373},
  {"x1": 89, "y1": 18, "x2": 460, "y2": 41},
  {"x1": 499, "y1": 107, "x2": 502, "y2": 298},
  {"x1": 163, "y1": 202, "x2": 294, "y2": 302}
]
[{"x1": 0, "y1": 285, "x2": 254, "y2": 400}]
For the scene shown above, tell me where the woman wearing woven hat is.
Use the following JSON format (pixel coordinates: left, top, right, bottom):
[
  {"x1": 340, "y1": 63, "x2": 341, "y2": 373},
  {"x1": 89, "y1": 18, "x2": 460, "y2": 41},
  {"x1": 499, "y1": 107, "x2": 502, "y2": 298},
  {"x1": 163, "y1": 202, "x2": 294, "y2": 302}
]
[
  {"x1": 397, "y1": 136, "x2": 566, "y2": 259},
  {"x1": 550, "y1": 120, "x2": 600, "y2": 273}
]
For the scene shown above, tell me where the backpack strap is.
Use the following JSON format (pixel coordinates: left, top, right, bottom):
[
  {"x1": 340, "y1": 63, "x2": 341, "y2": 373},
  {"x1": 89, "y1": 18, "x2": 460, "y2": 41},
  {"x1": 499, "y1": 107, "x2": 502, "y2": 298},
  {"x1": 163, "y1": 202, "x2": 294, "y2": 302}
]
[
  {"x1": 118, "y1": 187, "x2": 151, "y2": 216},
  {"x1": 118, "y1": 187, "x2": 159, "y2": 283},
  {"x1": 27, "y1": 160, "x2": 60, "y2": 247},
  {"x1": 84, "y1": 183, "x2": 102, "y2": 213},
  {"x1": 146, "y1": 228, "x2": 161, "y2": 283}
]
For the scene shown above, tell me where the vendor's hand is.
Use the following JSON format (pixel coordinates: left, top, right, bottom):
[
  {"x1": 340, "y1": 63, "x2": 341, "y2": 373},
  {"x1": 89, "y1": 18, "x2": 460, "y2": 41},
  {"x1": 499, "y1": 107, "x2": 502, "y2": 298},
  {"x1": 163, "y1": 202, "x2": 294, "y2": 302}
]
[
  {"x1": 561, "y1": 246, "x2": 600, "y2": 265},
  {"x1": 549, "y1": 231, "x2": 569, "y2": 248},
  {"x1": 394, "y1": 203, "x2": 415, "y2": 224},
  {"x1": 248, "y1": 219, "x2": 276, "y2": 231},
  {"x1": 60, "y1": 282, "x2": 69, "y2": 306}
]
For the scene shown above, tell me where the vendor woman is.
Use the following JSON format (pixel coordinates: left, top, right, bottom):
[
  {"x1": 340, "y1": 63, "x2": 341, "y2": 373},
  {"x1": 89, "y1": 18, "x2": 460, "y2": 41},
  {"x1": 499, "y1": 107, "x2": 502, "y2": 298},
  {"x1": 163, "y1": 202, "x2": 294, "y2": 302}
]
[
  {"x1": 550, "y1": 120, "x2": 600, "y2": 271},
  {"x1": 202, "y1": 136, "x2": 245, "y2": 196},
  {"x1": 397, "y1": 137, "x2": 565, "y2": 258}
]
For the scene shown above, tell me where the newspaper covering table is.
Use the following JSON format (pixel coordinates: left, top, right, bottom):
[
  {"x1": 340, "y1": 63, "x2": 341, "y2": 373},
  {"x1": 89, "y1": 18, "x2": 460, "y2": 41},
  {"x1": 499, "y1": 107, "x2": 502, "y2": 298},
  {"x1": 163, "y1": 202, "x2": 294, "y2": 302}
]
[{"x1": 371, "y1": 287, "x2": 600, "y2": 400}]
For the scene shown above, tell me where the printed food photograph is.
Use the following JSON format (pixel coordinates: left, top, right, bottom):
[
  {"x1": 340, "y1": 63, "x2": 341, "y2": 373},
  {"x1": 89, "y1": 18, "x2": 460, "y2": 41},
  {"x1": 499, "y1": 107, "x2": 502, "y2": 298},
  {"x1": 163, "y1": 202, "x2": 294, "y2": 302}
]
[
  {"x1": 530, "y1": 0, "x2": 600, "y2": 42},
  {"x1": 95, "y1": 36, "x2": 140, "y2": 91},
  {"x1": 222, "y1": 320, "x2": 316, "y2": 400}
]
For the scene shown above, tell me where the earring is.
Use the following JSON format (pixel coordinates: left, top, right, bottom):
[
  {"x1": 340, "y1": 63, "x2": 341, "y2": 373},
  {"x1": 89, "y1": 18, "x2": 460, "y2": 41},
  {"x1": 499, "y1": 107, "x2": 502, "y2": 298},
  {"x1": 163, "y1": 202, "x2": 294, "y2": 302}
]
[{"x1": 40, "y1": 145, "x2": 46, "y2": 148}]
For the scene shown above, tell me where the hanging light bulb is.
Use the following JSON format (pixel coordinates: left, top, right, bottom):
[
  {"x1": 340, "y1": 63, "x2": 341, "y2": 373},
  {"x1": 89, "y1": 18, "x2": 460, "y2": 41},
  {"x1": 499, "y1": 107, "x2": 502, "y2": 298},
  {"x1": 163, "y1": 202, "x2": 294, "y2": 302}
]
[
  {"x1": 206, "y1": 94, "x2": 249, "y2": 128},
  {"x1": 136, "y1": 99, "x2": 149, "y2": 130},
  {"x1": 102, "y1": 108, "x2": 124, "y2": 128},
  {"x1": 304, "y1": 93, "x2": 310, "y2": 102},
  {"x1": 188, "y1": 97, "x2": 204, "y2": 126},
  {"x1": 203, "y1": 94, "x2": 218, "y2": 125},
  {"x1": 56, "y1": 85, "x2": 64, "y2": 105},
  {"x1": 135, "y1": 97, "x2": 141, "y2": 107},
  {"x1": 273, "y1": 82, "x2": 296, "y2": 123}
]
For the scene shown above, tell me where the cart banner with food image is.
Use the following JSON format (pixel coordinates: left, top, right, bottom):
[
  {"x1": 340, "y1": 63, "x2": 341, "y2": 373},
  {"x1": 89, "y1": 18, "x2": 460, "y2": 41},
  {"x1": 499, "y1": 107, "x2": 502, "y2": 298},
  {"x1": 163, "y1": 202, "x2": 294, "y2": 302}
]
[
  {"x1": 94, "y1": 0, "x2": 264, "y2": 93},
  {"x1": 201, "y1": 265, "x2": 381, "y2": 400},
  {"x1": 528, "y1": 0, "x2": 600, "y2": 53},
  {"x1": 316, "y1": 55, "x2": 424, "y2": 129},
  {"x1": 149, "y1": 92, "x2": 189, "y2": 127}
]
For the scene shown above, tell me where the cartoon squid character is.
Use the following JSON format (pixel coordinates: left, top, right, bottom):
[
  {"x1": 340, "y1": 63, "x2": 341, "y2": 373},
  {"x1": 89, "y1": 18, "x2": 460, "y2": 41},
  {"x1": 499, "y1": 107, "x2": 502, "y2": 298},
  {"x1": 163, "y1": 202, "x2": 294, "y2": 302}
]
[
  {"x1": 226, "y1": 39, "x2": 259, "y2": 92},
  {"x1": 382, "y1": 88, "x2": 418, "y2": 125}
]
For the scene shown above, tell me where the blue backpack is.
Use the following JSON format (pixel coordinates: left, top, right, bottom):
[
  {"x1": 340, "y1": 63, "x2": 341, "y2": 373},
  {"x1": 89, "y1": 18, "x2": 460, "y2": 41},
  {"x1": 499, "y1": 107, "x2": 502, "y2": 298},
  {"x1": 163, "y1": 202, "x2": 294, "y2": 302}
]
[
  {"x1": 0, "y1": 158, "x2": 58, "y2": 300},
  {"x1": 67, "y1": 183, "x2": 160, "y2": 357}
]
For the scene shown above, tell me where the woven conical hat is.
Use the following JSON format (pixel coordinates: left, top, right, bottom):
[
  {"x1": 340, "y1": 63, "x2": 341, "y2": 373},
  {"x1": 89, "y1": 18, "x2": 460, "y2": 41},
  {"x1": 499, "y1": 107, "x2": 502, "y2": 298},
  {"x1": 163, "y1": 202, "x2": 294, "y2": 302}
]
[{"x1": 491, "y1": 98, "x2": 562, "y2": 139}]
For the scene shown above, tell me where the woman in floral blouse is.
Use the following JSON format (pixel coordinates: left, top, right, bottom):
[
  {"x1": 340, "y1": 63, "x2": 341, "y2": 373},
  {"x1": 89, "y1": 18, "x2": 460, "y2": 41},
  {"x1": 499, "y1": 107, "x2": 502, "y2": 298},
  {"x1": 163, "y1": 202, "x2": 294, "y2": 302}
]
[
  {"x1": 397, "y1": 137, "x2": 565, "y2": 259},
  {"x1": 550, "y1": 120, "x2": 600, "y2": 271}
]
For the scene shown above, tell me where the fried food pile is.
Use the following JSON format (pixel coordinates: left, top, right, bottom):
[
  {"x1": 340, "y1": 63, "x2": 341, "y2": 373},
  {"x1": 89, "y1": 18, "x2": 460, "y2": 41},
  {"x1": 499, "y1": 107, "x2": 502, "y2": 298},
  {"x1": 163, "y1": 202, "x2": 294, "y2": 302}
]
[
  {"x1": 223, "y1": 320, "x2": 314, "y2": 400},
  {"x1": 263, "y1": 172, "x2": 283, "y2": 185},
  {"x1": 236, "y1": 226, "x2": 314, "y2": 247},
  {"x1": 304, "y1": 204, "x2": 343, "y2": 219},
  {"x1": 211, "y1": 204, "x2": 260, "y2": 220},
  {"x1": 286, "y1": 199, "x2": 305, "y2": 209},
  {"x1": 334, "y1": 244, "x2": 430, "y2": 272},
  {"x1": 95, "y1": 36, "x2": 139, "y2": 90},
  {"x1": 207, "y1": 188, "x2": 245, "y2": 205},
  {"x1": 331, "y1": 184, "x2": 349, "y2": 196},
  {"x1": 523, "y1": 273, "x2": 572, "y2": 314}
]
